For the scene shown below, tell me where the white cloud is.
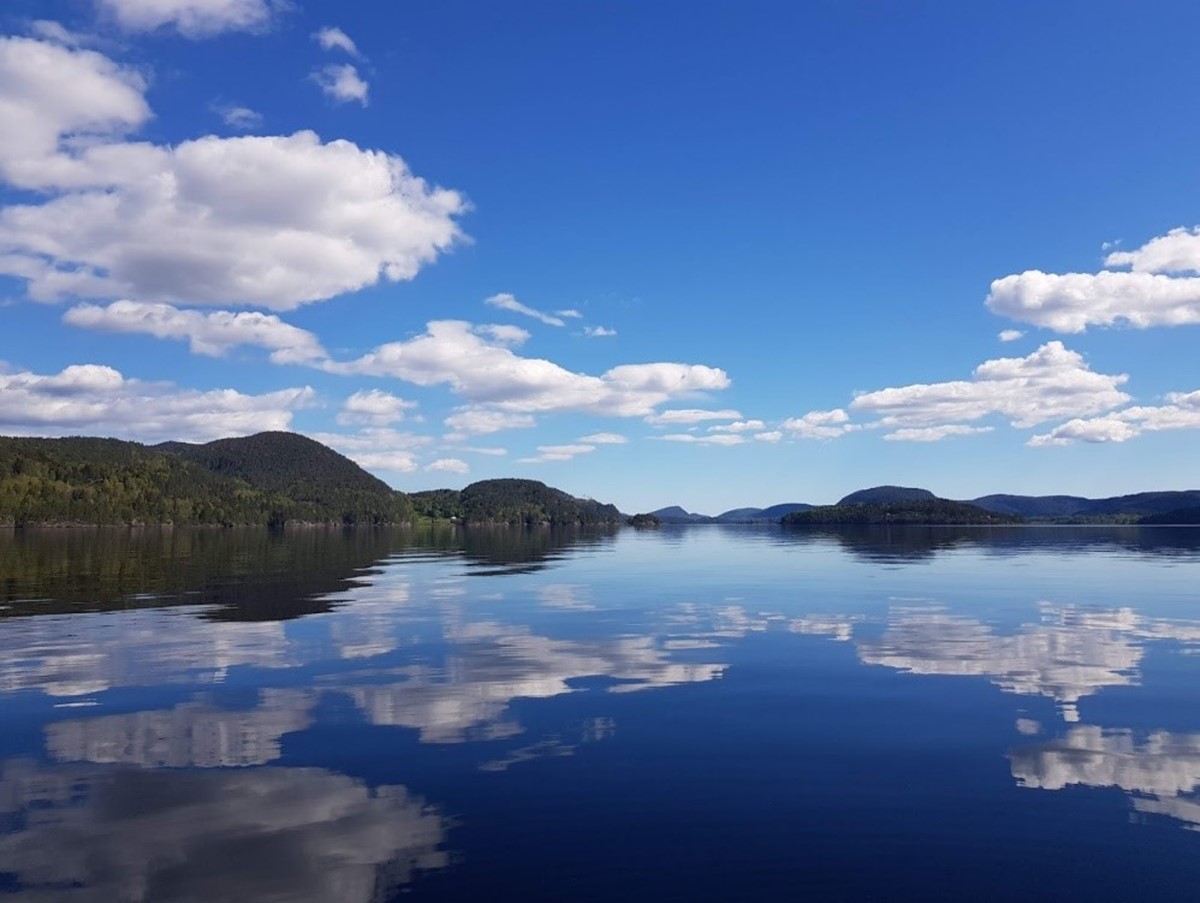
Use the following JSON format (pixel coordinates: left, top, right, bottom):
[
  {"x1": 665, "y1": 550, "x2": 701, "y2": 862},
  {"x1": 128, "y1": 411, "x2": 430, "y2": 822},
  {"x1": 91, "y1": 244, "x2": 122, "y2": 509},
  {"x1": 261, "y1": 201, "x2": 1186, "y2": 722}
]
[
  {"x1": 28, "y1": 20, "x2": 92, "y2": 47},
  {"x1": 97, "y1": 0, "x2": 281, "y2": 37},
  {"x1": 0, "y1": 40, "x2": 465, "y2": 308},
  {"x1": 426, "y1": 458, "x2": 469, "y2": 474},
  {"x1": 658, "y1": 433, "x2": 745, "y2": 446},
  {"x1": 1028, "y1": 389, "x2": 1200, "y2": 446},
  {"x1": 313, "y1": 26, "x2": 359, "y2": 57},
  {"x1": 472, "y1": 323, "x2": 530, "y2": 346},
  {"x1": 999, "y1": 329, "x2": 1024, "y2": 342},
  {"x1": 781, "y1": 409, "x2": 857, "y2": 439},
  {"x1": 64, "y1": 301, "x2": 327, "y2": 364},
  {"x1": 484, "y1": 292, "x2": 565, "y2": 327},
  {"x1": 988, "y1": 228, "x2": 1200, "y2": 334},
  {"x1": 849, "y1": 342, "x2": 1129, "y2": 429},
  {"x1": 556, "y1": 309, "x2": 583, "y2": 319},
  {"x1": 578, "y1": 432, "x2": 627, "y2": 444},
  {"x1": 214, "y1": 104, "x2": 262, "y2": 130},
  {"x1": 883, "y1": 424, "x2": 994, "y2": 442},
  {"x1": 336, "y1": 321, "x2": 729, "y2": 417},
  {"x1": 644, "y1": 408, "x2": 741, "y2": 426},
  {"x1": 311, "y1": 64, "x2": 369, "y2": 106},
  {"x1": 445, "y1": 445, "x2": 507, "y2": 457},
  {"x1": 988, "y1": 270, "x2": 1200, "y2": 333},
  {"x1": 443, "y1": 407, "x2": 536, "y2": 438},
  {"x1": 307, "y1": 428, "x2": 433, "y2": 474},
  {"x1": 708, "y1": 419, "x2": 765, "y2": 433},
  {"x1": 517, "y1": 443, "x2": 596, "y2": 463},
  {"x1": 337, "y1": 389, "x2": 416, "y2": 427},
  {"x1": 753, "y1": 431, "x2": 782, "y2": 442},
  {"x1": 0, "y1": 36, "x2": 150, "y2": 190},
  {"x1": 0, "y1": 364, "x2": 314, "y2": 442},
  {"x1": 1104, "y1": 226, "x2": 1200, "y2": 274},
  {"x1": 583, "y1": 325, "x2": 617, "y2": 337}
]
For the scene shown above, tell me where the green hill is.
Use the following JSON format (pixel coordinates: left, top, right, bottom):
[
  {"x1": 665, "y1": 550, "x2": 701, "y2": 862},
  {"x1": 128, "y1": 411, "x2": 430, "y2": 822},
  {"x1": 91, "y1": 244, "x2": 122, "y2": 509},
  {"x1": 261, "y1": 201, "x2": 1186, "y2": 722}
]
[
  {"x1": 838, "y1": 486, "x2": 937, "y2": 506},
  {"x1": 0, "y1": 433, "x2": 410, "y2": 526},
  {"x1": 782, "y1": 498, "x2": 1021, "y2": 526},
  {"x1": 412, "y1": 479, "x2": 621, "y2": 525}
]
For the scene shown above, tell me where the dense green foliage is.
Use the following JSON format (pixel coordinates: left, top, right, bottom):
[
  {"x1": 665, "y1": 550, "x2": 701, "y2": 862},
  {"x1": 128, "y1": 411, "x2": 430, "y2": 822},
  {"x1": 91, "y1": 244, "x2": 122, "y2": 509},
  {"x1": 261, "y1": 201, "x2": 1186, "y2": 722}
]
[
  {"x1": 1140, "y1": 506, "x2": 1200, "y2": 525},
  {"x1": 411, "y1": 479, "x2": 621, "y2": 525},
  {"x1": 0, "y1": 433, "x2": 410, "y2": 526},
  {"x1": 160, "y1": 432, "x2": 410, "y2": 525},
  {"x1": 971, "y1": 490, "x2": 1200, "y2": 521},
  {"x1": 837, "y1": 486, "x2": 937, "y2": 506},
  {"x1": 782, "y1": 499, "x2": 1023, "y2": 526},
  {"x1": 628, "y1": 513, "x2": 661, "y2": 527}
]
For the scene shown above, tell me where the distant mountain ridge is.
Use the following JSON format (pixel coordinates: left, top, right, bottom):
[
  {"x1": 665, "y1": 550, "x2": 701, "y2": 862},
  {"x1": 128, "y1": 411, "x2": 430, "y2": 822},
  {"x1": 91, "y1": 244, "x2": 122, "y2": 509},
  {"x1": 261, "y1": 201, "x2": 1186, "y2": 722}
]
[
  {"x1": 650, "y1": 503, "x2": 813, "y2": 524},
  {"x1": 655, "y1": 486, "x2": 1200, "y2": 525}
]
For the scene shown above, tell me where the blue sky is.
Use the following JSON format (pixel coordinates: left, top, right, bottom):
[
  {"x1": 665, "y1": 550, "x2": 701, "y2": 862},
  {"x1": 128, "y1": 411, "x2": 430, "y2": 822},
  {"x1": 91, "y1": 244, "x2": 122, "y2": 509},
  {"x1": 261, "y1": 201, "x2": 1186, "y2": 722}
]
[{"x1": 2, "y1": 0, "x2": 1199, "y2": 513}]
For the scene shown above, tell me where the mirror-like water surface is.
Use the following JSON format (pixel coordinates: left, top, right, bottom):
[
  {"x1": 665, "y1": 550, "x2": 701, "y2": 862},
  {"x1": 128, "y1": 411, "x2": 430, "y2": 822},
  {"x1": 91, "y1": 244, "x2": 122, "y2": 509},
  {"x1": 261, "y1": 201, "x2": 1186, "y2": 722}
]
[{"x1": 3, "y1": 525, "x2": 1200, "y2": 900}]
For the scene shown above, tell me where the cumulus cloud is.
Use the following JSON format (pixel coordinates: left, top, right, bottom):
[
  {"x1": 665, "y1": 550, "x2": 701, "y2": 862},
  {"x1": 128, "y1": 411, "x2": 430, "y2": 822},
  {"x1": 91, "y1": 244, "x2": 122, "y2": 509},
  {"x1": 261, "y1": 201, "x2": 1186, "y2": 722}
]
[
  {"x1": 1104, "y1": 227, "x2": 1200, "y2": 274},
  {"x1": 312, "y1": 63, "x2": 369, "y2": 106},
  {"x1": 883, "y1": 424, "x2": 995, "y2": 442},
  {"x1": 28, "y1": 20, "x2": 92, "y2": 47},
  {"x1": 1029, "y1": 389, "x2": 1200, "y2": 446},
  {"x1": 97, "y1": 0, "x2": 282, "y2": 37},
  {"x1": 781, "y1": 409, "x2": 857, "y2": 439},
  {"x1": 644, "y1": 408, "x2": 741, "y2": 426},
  {"x1": 0, "y1": 364, "x2": 314, "y2": 442},
  {"x1": 0, "y1": 36, "x2": 150, "y2": 189},
  {"x1": 307, "y1": 428, "x2": 432, "y2": 474},
  {"x1": 337, "y1": 389, "x2": 416, "y2": 426},
  {"x1": 335, "y1": 321, "x2": 729, "y2": 417},
  {"x1": 64, "y1": 301, "x2": 327, "y2": 363},
  {"x1": 426, "y1": 458, "x2": 469, "y2": 474},
  {"x1": 850, "y1": 342, "x2": 1130, "y2": 429},
  {"x1": 578, "y1": 432, "x2": 627, "y2": 444},
  {"x1": 583, "y1": 325, "x2": 617, "y2": 337},
  {"x1": 0, "y1": 38, "x2": 466, "y2": 308},
  {"x1": 484, "y1": 293, "x2": 565, "y2": 327},
  {"x1": 999, "y1": 329, "x2": 1024, "y2": 342},
  {"x1": 443, "y1": 408, "x2": 537, "y2": 439},
  {"x1": 988, "y1": 228, "x2": 1200, "y2": 333},
  {"x1": 313, "y1": 26, "x2": 359, "y2": 57},
  {"x1": 753, "y1": 431, "x2": 782, "y2": 442}
]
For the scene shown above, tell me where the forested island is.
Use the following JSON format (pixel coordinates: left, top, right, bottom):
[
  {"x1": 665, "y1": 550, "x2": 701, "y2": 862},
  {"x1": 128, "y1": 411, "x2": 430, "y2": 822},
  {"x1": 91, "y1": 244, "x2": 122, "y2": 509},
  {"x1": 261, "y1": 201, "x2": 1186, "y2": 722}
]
[
  {"x1": 0, "y1": 434, "x2": 621, "y2": 527},
  {"x1": 410, "y1": 479, "x2": 621, "y2": 525}
]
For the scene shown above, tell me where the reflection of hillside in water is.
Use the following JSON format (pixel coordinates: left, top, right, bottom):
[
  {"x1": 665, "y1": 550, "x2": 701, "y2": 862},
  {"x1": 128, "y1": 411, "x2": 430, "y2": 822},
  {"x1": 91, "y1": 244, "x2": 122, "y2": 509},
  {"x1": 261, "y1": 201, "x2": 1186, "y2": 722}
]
[
  {"x1": 1011, "y1": 727, "x2": 1200, "y2": 833},
  {"x1": 0, "y1": 525, "x2": 619, "y2": 622},
  {"x1": 0, "y1": 526, "x2": 405, "y2": 621},
  {"x1": 767, "y1": 525, "x2": 1200, "y2": 563},
  {"x1": 0, "y1": 759, "x2": 449, "y2": 902}
]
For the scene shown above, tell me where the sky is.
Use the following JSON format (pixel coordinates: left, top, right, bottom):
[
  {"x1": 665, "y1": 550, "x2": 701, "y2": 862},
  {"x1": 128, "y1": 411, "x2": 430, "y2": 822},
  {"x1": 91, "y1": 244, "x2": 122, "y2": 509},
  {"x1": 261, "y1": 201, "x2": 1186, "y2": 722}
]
[{"x1": 1, "y1": 0, "x2": 1199, "y2": 514}]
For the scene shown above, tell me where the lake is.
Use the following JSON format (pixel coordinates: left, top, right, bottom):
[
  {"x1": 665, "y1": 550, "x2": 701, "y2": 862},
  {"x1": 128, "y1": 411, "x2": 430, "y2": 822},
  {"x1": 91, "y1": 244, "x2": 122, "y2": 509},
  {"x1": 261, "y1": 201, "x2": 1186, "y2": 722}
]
[{"x1": 3, "y1": 524, "x2": 1200, "y2": 901}]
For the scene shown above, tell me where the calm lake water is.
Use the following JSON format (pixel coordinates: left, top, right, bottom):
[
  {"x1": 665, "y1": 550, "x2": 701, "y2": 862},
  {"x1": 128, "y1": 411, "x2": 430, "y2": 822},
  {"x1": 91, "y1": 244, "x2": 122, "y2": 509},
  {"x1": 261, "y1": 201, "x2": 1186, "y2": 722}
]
[{"x1": 3, "y1": 524, "x2": 1200, "y2": 901}]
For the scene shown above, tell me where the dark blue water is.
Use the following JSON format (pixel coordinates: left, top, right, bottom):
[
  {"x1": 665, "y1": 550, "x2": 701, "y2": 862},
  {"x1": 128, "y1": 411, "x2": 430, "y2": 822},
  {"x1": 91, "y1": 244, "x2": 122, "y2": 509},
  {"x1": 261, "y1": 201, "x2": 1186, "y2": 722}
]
[{"x1": 3, "y1": 525, "x2": 1200, "y2": 901}]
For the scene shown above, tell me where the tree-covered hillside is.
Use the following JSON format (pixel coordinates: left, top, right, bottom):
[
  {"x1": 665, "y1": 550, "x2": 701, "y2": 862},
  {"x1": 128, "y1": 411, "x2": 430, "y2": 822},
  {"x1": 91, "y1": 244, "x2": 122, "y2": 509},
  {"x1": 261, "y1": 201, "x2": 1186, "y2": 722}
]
[
  {"x1": 159, "y1": 432, "x2": 410, "y2": 525},
  {"x1": 411, "y1": 479, "x2": 621, "y2": 525},
  {"x1": 782, "y1": 499, "x2": 1022, "y2": 526},
  {"x1": 0, "y1": 433, "x2": 409, "y2": 526}
]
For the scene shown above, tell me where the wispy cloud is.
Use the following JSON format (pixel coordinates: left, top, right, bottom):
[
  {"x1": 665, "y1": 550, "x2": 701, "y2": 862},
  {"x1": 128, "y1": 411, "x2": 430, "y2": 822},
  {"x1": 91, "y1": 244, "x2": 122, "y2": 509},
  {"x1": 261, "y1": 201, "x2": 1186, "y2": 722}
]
[
  {"x1": 313, "y1": 26, "x2": 359, "y2": 57},
  {"x1": 485, "y1": 293, "x2": 565, "y2": 327}
]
